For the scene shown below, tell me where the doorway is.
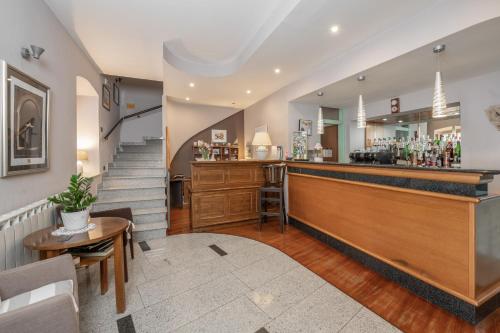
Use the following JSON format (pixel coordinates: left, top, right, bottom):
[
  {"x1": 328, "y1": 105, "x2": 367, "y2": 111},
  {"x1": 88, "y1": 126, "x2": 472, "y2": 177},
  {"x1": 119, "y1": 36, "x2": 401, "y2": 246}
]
[
  {"x1": 321, "y1": 125, "x2": 338, "y2": 162},
  {"x1": 76, "y1": 76, "x2": 100, "y2": 177}
]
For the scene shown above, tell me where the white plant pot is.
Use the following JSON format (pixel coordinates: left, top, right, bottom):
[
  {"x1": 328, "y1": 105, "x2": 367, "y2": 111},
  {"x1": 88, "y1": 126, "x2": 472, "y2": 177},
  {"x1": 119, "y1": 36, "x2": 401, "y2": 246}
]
[{"x1": 61, "y1": 208, "x2": 90, "y2": 231}]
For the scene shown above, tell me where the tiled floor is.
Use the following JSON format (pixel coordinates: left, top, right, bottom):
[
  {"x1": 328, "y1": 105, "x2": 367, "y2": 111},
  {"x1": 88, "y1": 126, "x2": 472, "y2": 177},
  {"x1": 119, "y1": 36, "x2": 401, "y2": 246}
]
[{"x1": 78, "y1": 233, "x2": 401, "y2": 333}]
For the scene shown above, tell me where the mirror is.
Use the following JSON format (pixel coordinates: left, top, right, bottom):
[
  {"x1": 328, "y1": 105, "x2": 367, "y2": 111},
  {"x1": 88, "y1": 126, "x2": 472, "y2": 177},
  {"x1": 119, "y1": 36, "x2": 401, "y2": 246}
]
[{"x1": 365, "y1": 102, "x2": 461, "y2": 149}]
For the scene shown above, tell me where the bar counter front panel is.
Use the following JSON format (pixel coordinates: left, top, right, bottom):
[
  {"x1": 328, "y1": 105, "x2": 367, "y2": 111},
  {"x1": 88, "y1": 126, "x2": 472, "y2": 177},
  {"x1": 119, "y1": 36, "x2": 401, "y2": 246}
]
[{"x1": 287, "y1": 161, "x2": 500, "y2": 324}]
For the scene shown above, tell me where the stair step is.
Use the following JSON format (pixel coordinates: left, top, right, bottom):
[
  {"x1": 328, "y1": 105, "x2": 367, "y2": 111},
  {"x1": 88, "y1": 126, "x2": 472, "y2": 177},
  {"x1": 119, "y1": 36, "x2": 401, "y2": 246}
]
[
  {"x1": 96, "y1": 194, "x2": 166, "y2": 205},
  {"x1": 133, "y1": 221, "x2": 167, "y2": 242},
  {"x1": 98, "y1": 186, "x2": 165, "y2": 201},
  {"x1": 93, "y1": 195, "x2": 166, "y2": 211},
  {"x1": 115, "y1": 152, "x2": 162, "y2": 160},
  {"x1": 120, "y1": 145, "x2": 162, "y2": 153},
  {"x1": 112, "y1": 160, "x2": 163, "y2": 167},
  {"x1": 134, "y1": 221, "x2": 166, "y2": 232},
  {"x1": 134, "y1": 207, "x2": 167, "y2": 215},
  {"x1": 132, "y1": 207, "x2": 167, "y2": 224},
  {"x1": 107, "y1": 167, "x2": 165, "y2": 177},
  {"x1": 144, "y1": 137, "x2": 163, "y2": 143},
  {"x1": 102, "y1": 176, "x2": 165, "y2": 188}
]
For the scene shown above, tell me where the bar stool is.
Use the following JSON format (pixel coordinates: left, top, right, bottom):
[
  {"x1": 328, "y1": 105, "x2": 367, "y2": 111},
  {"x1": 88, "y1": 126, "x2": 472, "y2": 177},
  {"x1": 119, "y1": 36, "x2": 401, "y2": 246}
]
[{"x1": 259, "y1": 163, "x2": 287, "y2": 233}]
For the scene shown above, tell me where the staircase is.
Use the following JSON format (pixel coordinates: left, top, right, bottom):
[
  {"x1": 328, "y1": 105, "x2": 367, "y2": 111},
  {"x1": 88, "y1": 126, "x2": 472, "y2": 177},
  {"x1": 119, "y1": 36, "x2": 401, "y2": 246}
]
[{"x1": 93, "y1": 138, "x2": 168, "y2": 241}]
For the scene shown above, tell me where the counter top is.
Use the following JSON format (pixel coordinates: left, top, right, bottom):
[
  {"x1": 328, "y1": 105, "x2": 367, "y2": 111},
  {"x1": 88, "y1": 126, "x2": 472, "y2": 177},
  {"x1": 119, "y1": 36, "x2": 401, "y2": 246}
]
[
  {"x1": 287, "y1": 161, "x2": 498, "y2": 197},
  {"x1": 191, "y1": 159, "x2": 281, "y2": 165},
  {"x1": 287, "y1": 160, "x2": 500, "y2": 175}
]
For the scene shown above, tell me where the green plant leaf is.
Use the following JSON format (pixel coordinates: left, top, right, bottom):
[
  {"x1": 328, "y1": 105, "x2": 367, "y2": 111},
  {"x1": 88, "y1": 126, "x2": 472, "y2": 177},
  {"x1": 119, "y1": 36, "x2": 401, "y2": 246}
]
[{"x1": 48, "y1": 173, "x2": 97, "y2": 212}]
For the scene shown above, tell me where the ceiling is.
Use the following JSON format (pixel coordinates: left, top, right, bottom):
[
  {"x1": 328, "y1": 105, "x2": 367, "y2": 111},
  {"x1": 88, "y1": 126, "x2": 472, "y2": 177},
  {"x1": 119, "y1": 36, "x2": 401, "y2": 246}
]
[
  {"x1": 294, "y1": 17, "x2": 500, "y2": 108},
  {"x1": 46, "y1": 0, "x2": 437, "y2": 108}
]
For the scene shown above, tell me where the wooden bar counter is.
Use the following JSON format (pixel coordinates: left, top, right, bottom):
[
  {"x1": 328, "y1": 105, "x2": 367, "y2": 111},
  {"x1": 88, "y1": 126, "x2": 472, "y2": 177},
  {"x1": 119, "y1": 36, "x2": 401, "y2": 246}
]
[
  {"x1": 287, "y1": 161, "x2": 500, "y2": 324},
  {"x1": 190, "y1": 160, "x2": 278, "y2": 229}
]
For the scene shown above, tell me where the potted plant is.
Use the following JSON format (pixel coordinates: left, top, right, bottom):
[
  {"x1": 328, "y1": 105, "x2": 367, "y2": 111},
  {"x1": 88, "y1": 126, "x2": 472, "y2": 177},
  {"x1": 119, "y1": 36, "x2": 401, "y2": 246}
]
[
  {"x1": 197, "y1": 142, "x2": 211, "y2": 161},
  {"x1": 48, "y1": 173, "x2": 97, "y2": 231}
]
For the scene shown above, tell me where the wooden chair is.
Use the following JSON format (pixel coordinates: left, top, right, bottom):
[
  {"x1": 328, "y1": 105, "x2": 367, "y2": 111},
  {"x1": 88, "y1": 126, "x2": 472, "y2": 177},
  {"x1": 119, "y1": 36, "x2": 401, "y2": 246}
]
[
  {"x1": 55, "y1": 206, "x2": 134, "y2": 284},
  {"x1": 259, "y1": 163, "x2": 287, "y2": 233},
  {"x1": 89, "y1": 208, "x2": 135, "y2": 283}
]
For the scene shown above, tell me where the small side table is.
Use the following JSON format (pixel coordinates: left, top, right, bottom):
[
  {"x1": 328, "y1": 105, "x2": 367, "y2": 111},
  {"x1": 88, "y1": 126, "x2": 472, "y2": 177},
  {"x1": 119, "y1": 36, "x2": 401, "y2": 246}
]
[{"x1": 23, "y1": 217, "x2": 129, "y2": 313}]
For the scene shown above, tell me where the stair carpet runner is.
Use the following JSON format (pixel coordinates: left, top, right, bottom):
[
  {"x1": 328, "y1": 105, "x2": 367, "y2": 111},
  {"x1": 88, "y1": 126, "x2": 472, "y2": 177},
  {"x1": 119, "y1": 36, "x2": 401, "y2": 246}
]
[{"x1": 92, "y1": 138, "x2": 167, "y2": 241}]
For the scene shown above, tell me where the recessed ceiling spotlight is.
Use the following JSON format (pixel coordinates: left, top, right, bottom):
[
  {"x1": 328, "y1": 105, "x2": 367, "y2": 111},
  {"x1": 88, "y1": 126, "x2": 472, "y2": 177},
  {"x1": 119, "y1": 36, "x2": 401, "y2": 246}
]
[
  {"x1": 330, "y1": 25, "x2": 340, "y2": 33},
  {"x1": 189, "y1": 82, "x2": 195, "y2": 88},
  {"x1": 398, "y1": 120, "x2": 403, "y2": 123},
  {"x1": 274, "y1": 68, "x2": 281, "y2": 74},
  {"x1": 382, "y1": 118, "x2": 388, "y2": 121},
  {"x1": 185, "y1": 97, "x2": 190, "y2": 101},
  {"x1": 232, "y1": 102, "x2": 236, "y2": 105},
  {"x1": 316, "y1": 91, "x2": 324, "y2": 97},
  {"x1": 246, "y1": 90, "x2": 252, "y2": 94}
]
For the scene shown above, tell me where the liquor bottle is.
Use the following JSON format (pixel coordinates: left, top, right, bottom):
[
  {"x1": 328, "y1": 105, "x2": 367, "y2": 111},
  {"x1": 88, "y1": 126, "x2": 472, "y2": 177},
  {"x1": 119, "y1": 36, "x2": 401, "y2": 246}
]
[{"x1": 454, "y1": 140, "x2": 461, "y2": 166}]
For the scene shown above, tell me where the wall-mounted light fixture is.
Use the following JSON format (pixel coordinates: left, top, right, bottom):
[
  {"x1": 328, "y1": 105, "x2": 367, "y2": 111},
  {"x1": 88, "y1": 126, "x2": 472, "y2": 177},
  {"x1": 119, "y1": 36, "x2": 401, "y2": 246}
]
[{"x1": 21, "y1": 45, "x2": 45, "y2": 60}]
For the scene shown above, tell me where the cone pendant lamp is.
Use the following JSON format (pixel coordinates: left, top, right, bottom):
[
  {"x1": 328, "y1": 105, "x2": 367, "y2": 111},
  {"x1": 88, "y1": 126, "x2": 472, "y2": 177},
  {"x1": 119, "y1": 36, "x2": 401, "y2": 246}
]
[{"x1": 432, "y1": 45, "x2": 447, "y2": 118}]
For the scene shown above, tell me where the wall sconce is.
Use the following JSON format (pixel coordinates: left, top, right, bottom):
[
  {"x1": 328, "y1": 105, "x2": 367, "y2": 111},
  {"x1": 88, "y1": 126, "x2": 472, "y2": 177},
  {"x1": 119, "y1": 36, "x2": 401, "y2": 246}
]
[{"x1": 21, "y1": 45, "x2": 45, "y2": 60}]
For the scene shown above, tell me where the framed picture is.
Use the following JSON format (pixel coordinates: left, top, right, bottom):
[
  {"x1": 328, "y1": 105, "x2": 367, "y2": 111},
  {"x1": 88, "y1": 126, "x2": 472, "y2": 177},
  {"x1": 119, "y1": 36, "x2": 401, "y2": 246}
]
[
  {"x1": 113, "y1": 82, "x2": 120, "y2": 106},
  {"x1": 102, "y1": 84, "x2": 110, "y2": 111},
  {"x1": 211, "y1": 129, "x2": 227, "y2": 143},
  {"x1": 298, "y1": 119, "x2": 312, "y2": 136},
  {"x1": 0, "y1": 60, "x2": 50, "y2": 177}
]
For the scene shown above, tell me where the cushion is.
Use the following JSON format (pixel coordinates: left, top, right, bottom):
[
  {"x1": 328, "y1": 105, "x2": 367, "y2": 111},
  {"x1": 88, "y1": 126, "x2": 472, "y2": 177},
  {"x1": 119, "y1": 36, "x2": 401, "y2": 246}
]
[{"x1": 0, "y1": 280, "x2": 77, "y2": 314}]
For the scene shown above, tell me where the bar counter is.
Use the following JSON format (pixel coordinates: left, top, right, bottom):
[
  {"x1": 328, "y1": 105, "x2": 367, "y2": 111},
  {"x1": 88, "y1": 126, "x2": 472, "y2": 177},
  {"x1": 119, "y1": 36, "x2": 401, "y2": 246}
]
[{"x1": 287, "y1": 161, "x2": 500, "y2": 324}]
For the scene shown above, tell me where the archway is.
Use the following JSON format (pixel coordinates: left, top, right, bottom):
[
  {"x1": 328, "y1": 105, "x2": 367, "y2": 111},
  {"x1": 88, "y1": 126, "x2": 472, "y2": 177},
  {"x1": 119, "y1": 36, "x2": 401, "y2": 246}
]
[{"x1": 76, "y1": 76, "x2": 100, "y2": 177}]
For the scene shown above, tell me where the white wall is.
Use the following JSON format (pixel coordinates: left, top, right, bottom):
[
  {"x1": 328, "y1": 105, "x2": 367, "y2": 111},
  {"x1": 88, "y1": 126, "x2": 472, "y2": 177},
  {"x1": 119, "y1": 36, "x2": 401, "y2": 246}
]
[
  {"x1": 99, "y1": 76, "x2": 122, "y2": 174},
  {"x1": 347, "y1": 70, "x2": 500, "y2": 193},
  {"x1": 244, "y1": 0, "x2": 500, "y2": 158},
  {"x1": 167, "y1": 99, "x2": 240, "y2": 157},
  {"x1": 119, "y1": 79, "x2": 163, "y2": 143},
  {"x1": 0, "y1": 0, "x2": 112, "y2": 215},
  {"x1": 77, "y1": 95, "x2": 100, "y2": 177},
  {"x1": 288, "y1": 102, "x2": 321, "y2": 151}
]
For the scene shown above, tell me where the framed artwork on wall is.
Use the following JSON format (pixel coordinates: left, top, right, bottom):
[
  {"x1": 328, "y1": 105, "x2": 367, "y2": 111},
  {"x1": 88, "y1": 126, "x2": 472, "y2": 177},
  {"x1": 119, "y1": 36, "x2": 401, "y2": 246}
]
[
  {"x1": 298, "y1": 119, "x2": 312, "y2": 136},
  {"x1": 0, "y1": 60, "x2": 50, "y2": 177},
  {"x1": 211, "y1": 129, "x2": 227, "y2": 143},
  {"x1": 102, "y1": 84, "x2": 110, "y2": 111},
  {"x1": 113, "y1": 82, "x2": 120, "y2": 106}
]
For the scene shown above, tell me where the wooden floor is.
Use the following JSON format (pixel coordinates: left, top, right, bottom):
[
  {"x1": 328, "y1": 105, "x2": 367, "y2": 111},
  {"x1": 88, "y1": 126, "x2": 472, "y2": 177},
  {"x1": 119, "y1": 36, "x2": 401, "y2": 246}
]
[{"x1": 169, "y1": 207, "x2": 500, "y2": 333}]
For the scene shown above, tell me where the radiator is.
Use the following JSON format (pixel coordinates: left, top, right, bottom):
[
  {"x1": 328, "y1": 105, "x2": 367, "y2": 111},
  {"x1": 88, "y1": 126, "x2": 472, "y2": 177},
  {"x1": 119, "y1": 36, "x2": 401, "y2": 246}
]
[{"x1": 0, "y1": 199, "x2": 56, "y2": 271}]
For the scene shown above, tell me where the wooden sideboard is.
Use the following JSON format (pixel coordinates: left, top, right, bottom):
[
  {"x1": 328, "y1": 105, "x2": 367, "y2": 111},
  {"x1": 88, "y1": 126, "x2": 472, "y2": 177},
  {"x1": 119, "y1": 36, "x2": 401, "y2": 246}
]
[{"x1": 190, "y1": 160, "x2": 278, "y2": 229}]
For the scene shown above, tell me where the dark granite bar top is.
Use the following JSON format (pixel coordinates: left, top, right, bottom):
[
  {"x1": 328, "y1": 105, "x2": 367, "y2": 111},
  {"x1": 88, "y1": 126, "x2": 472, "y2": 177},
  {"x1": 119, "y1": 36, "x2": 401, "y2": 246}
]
[{"x1": 287, "y1": 160, "x2": 500, "y2": 175}]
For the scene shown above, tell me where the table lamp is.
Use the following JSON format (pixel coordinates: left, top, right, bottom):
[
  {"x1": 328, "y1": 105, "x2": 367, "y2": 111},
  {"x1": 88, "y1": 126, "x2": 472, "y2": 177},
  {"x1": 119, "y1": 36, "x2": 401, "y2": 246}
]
[
  {"x1": 77, "y1": 150, "x2": 88, "y2": 174},
  {"x1": 252, "y1": 132, "x2": 272, "y2": 160}
]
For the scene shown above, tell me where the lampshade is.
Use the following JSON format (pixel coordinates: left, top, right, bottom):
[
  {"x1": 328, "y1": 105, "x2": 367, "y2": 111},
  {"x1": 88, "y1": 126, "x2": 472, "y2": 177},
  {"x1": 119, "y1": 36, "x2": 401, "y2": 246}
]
[
  {"x1": 77, "y1": 150, "x2": 88, "y2": 161},
  {"x1": 251, "y1": 132, "x2": 272, "y2": 146},
  {"x1": 432, "y1": 71, "x2": 447, "y2": 118},
  {"x1": 357, "y1": 94, "x2": 366, "y2": 128},
  {"x1": 317, "y1": 107, "x2": 324, "y2": 134}
]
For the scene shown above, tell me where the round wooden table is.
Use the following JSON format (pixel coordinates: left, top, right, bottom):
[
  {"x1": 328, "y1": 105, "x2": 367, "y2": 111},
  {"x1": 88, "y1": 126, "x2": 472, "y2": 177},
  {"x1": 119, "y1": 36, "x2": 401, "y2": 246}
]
[{"x1": 23, "y1": 217, "x2": 129, "y2": 313}]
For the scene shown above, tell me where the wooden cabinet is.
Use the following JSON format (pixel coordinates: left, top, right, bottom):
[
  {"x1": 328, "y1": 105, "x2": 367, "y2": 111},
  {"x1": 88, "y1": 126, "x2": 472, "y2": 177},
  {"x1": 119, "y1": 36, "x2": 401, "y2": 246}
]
[{"x1": 190, "y1": 160, "x2": 276, "y2": 229}]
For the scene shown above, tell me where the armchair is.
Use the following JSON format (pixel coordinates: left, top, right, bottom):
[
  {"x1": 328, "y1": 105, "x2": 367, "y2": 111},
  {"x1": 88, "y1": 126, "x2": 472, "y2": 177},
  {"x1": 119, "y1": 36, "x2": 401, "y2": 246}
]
[{"x1": 0, "y1": 254, "x2": 79, "y2": 333}]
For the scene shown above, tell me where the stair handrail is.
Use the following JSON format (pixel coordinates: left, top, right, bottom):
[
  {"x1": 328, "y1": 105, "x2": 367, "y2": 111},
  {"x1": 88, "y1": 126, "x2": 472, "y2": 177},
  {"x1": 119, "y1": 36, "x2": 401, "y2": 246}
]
[{"x1": 104, "y1": 105, "x2": 162, "y2": 140}]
